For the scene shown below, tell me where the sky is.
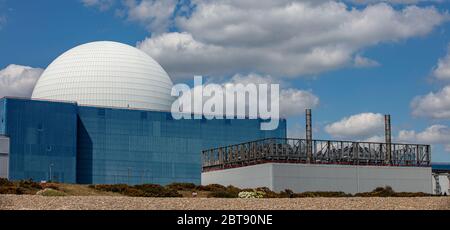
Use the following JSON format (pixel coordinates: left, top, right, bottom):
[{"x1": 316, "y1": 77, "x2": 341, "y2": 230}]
[{"x1": 1, "y1": 0, "x2": 450, "y2": 162}]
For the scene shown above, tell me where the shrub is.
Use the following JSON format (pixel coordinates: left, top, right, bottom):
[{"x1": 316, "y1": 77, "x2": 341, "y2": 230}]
[
  {"x1": 134, "y1": 184, "x2": 182, "y2": 197},
  {"x1": 41, "y1": 183, "x2": 60, "y2": 190},
  {"x1": 166, "y1": 183, "x2": 196, "y2": 191},
  {"x1": 294, "y1": 191, "x2": 352, "y2": 198},
  {"x1": 279, "y1": 189, "x2": 295, "y2": 198},
  {"x1": 355, "y1": 186, "x2": 429, "y2": 197},
  {"x1": 92, "y1": 184, "x2": 130, "y2": 193},
  {"x1": 207, "y1": 190, "x2": 238, "y2": 198},
  {"x1": 198, "y1": 184, "x2": 227, "y2": 192},
  {"x1": 356, "y1": 186, "x2": 396, "y2": 197},
  {"x1": 255, "y1": 187, "x2": 281, "y2": 198},
  {"x1": 0, "y1": 179, "x2": 41, "y2": 195},
  {"x1": 238, "y1": 191, "x2": 265, "y2": 198},
  {"x1": 0, "y1": 186, "x2": 25, "y2": 195},
  {"x1": 18, "y1": 179, "x2": 42, "y2": 190},
  {"x1": 36, "y1": 188, "x2": 66, "y2": 196},
  {"x1": 0, "y1": 178, "x2": 13, "y2": 187},
  {"x1": 91, "y1": 183, "x2": 182, "y2": 197}
]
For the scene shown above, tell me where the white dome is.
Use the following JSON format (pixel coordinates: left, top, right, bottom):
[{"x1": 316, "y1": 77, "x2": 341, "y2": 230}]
[{"x1": 32, "y1": 41, "x2": 174, "y2": 111}]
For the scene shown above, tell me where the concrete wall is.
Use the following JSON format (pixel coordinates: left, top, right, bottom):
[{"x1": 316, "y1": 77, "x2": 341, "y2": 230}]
[
  {"x1": 202, "y1": 163, "x2": 432, "y2": 194},
  {"x1": 202, "y1": 164, "x2": 273, "y2": 189},
  {"x1": 0, "y1": 136, "x2": 9, "y2": 179}
]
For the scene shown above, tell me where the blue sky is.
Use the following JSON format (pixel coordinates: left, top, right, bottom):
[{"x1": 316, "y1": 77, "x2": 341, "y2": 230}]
[{"x1": 1, "y1": 0, "x2": 450, "y2": 162}]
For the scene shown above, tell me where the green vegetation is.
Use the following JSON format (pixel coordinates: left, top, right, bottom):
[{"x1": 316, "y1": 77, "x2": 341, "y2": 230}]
[
  {"x1": 165, "y1": 182, "x2": 197, "y2": 191},
  {"x1": 90, "y1": 184, "x2": 182, "y2": 197},
  {"x1": 355, "y1": 186, "x2": 429, "y2": 197},
  {"x1": 0, "y1": 178, "x2": 433, "y2": 198},
  {"x1": 0, "y1": 178, "x2": 42, "y2": 195},
  {"x1": 206, "y1": 185, "x2": 242, "y2": 198}
]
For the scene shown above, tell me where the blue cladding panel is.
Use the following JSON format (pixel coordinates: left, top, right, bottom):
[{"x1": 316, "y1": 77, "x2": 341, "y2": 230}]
[
  {"x1": 3, "y1": 98, "x2": 286, "y2": 185},
  {"x1": 4, "y1": 98, "x2": 77, "y2": 183},
  {"x1": 77, "y1": 106, "x2": 286, "y2": 185}
]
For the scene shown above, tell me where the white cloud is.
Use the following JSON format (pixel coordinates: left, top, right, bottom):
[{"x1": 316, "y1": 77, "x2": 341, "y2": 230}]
[
  {"x1": 122, "y1": 0, "x2": 178, "y2": 33},
  {"x1": 432, "y1": 45, "x2": 450, "y2": 80},
  {"x1": 228, "y1": 74, "x2": 319, "y2": 118},
  {"x1": 354, "y1": 55, "x2": 380, "y2": 68},
  {"x1": 173, "y1": 73, "x2": 319, "y2": 118},
  {"x1": 349, "y1": 0, "x2": 443, "y2": 4},
  {"x1": 279, "y1": 88, "x2": 319, "y2": 118},
  {"x1": 398, "y1": 125, "x2": 450, "y2": 143},
  {"x1": 325, "y1": 112, "x2": 385, "y2": 139},
  {"x1": 0, "y1": 64, "x2": 43, "y2": 98},
  {"x1": 397, "y1": 125, "x2": 450, "y2": 152},
  {"x1": 136, "y1": 1, "x2": 446, "y2": 79},
  {"x1": 411, "y1": 85, "x2": 450, "y2": 119},
  {"x1": 81, "y1": 0, "x2": 115, "y2": 11},
  {"x1": 363, "y1": 135, "x2": 385, "y2": 142}
]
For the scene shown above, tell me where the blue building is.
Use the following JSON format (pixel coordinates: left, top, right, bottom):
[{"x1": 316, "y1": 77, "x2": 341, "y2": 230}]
[{"x1": 0, "y1": 97, "x2": 286, "y2": 185}]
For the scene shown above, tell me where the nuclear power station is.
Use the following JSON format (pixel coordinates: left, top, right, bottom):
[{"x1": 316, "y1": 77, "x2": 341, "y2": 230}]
[{"x1": 0, "y1": 41, "x2": 448, "y2": 194}]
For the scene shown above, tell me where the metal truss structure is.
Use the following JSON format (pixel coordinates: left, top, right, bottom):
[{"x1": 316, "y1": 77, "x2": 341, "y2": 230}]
[{"x1": 202, "y1": 138, "x2": 431, "y2": 172}]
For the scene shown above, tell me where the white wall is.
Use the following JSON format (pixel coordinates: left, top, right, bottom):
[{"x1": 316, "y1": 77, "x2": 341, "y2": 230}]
[
  {"x1": 0, "y1": 136, "x2": 9, "y2": 179},
  {"x1": 202, "y1": 164, "x2": 273, "y2": 189},
  {"x1": 202, "y1": 163, "x2": 432, "y2": 194}
]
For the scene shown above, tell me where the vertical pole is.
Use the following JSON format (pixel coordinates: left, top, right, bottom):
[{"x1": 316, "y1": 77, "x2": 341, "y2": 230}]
[
  {"x1": 384, "y1": 115, "x2": 392, "y2": 165},
  {"x1": 306, "y1": 109, "x2": 313, "y2": 163}
]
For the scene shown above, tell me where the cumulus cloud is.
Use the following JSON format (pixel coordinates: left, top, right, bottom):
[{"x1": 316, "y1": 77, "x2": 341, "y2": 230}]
[
  {"x1": 432, "y1": 45, "x2": 450, "y2": 80},
  {"x1": 137, "y1": 1, "x2": 445, "y2": 80},
  {"x1": 349, "y1": 0, "x2": 443, "y2": 4},
  {"x1": 363, "y1": 135, "x2": 385, "y2": 142},
  {"x1": 173, "y1": 73, "x2": 319, "y2": 118},
  {"x1": 81, "y1": 0, "x2": 115, "y2": 11},
  {"x1": 122, "y1": 0, "x2": 178, "y2": 33},
  {"x1": 353, "y1": 55, "x2": 380, "y2": 68},
  {"x1": 397, "y1": 125, "x2": 450, "y2": 152},
  {"x1": 325, "y1": 113, "x2": 385, "y2": 139},
  {"x1": 411, "y1": 85, "x2": 450, "y2": 119},
  {"x1": 398, "y1": 124, "x2": 450, "y2": 143},
  {"x1": 0, "y1": 64, "x2": 43, "y2": 98}
]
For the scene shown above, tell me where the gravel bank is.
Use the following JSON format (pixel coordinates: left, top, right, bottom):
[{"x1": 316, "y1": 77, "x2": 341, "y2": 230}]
[{"x1": 1, "y1": 195, "x2": 450, "y2": 210}]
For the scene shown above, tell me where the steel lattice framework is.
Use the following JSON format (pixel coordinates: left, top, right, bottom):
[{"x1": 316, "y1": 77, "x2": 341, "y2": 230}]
[{"x1": 202, "y1": 138, "x2": 431, "y2": 172}]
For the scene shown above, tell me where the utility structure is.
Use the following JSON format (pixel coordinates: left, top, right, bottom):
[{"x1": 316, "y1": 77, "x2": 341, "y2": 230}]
[
  {"x1": 385, "y1": 115, "x2": 392, "y2": 165},
  {"x1": 306, "y1": 109, "x2": 313, "y2": 163},
  {"x1": 201, "y1": 109, "x2": 433, "y2": 194},
  {"x1": 202, "y1": 110, "x2": 431, "y2": 172}
]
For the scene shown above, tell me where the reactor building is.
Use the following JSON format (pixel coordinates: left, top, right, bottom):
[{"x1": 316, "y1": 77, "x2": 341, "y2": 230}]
[{"x1": 0, "y1": 41, "x2": 286, "y2": 185}]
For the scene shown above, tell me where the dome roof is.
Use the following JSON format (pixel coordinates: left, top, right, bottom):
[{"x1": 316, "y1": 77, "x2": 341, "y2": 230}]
[{"x1": 32, "y1": 41, "x2": 174, "y2": 111}]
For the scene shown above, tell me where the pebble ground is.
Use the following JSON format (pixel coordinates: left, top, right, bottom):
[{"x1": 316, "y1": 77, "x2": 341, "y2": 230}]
[{"x1": 1, "y1": 195, "x2": 449, "y2": 210}]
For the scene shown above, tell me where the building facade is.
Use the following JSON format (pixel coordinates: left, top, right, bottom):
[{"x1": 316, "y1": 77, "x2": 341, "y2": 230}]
[{"x1": 0, "y1": 97, "x2": 287, "y2": 185}]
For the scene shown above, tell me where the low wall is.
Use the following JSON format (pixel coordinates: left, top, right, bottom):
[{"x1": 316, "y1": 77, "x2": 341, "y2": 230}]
[{"x1": 202, "y1": 163, "x2": 432, "y2": 194}]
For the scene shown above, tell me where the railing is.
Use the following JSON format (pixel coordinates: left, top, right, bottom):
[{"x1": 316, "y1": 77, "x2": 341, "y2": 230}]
[{"x1": 202, "y1": 138, "x2": 431, "y2": 172}]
